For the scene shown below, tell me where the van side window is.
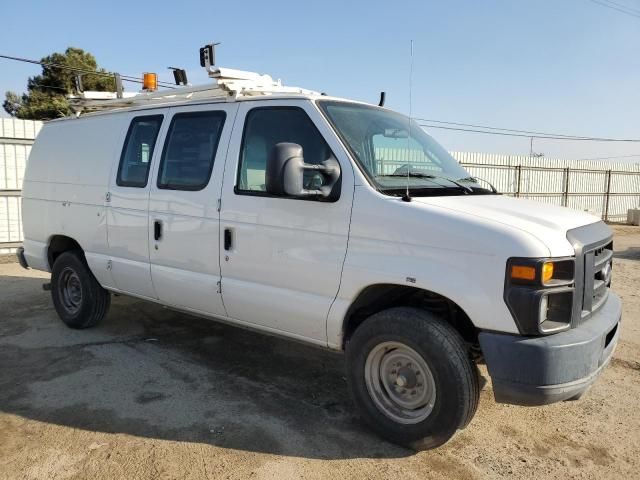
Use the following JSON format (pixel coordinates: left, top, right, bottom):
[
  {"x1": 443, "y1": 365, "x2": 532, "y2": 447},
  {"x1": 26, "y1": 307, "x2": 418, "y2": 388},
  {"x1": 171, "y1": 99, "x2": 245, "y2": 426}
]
[
  {"x1": 237, "y1": 107, "x2": 335, "y2": 194},
  {"x1": 117, "y1": 115, "x2": 163, "y2": 188},
  {"x1": 157, "y1": 111, "x2": 226, "y2": 191}
]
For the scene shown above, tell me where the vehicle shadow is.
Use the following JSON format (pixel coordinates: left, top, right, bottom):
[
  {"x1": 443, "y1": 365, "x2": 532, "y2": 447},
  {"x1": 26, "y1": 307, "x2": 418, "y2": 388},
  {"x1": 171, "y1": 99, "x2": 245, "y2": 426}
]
[
  {"x1": 0, "y1": 271, "x2": 411, "y2": 460},
  {"x1": 614, "y1": 247, "x2": 640, "y2": 261}
]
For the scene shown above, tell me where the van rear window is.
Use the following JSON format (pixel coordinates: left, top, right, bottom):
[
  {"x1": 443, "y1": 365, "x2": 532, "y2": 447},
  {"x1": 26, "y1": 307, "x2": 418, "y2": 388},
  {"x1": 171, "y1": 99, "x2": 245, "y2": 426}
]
[{"x1": 117, "y1": 115, "x2": 164, "y2": 188}]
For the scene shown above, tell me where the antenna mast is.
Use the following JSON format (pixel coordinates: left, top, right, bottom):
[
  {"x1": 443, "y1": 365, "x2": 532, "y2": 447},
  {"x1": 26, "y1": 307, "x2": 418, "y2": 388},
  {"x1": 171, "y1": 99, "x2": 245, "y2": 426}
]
[{"x1": 403, "y1": 39, "x2": 414, "y2": 202}]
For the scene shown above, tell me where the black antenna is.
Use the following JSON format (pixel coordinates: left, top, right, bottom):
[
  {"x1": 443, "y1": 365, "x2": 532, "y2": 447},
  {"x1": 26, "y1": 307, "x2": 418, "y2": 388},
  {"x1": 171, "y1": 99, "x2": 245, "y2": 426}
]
[
  {"x1": 378, "y1": 91, "x2": 386, "y2": 107},
  {"x1": 402, "y1": 40, "x2": 414, "y2": 203}
]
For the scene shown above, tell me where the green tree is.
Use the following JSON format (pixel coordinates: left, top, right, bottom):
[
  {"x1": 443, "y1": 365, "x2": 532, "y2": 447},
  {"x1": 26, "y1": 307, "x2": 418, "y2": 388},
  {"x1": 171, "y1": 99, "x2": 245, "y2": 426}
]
[{"x1": 3, "y1": 47, "x2": 116, "y2": 120}]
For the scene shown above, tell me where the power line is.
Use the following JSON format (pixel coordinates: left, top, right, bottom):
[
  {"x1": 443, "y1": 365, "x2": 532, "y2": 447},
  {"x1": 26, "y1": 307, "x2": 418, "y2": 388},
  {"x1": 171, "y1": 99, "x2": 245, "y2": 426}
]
[
  {"x1": 417, "y1": 123, "x2": 640, "y2": 142},
  {"x1": 0, "y1": 53, "x2": 122, "y2": 82},
  {"x1": 29, "y1": 84, "x2": 68, "y2": 91},
  {"x1": 590, "y1": 0, "x2": 640, "y2": 16},
  {"x1": 600, "y1": 0, "x2": 640, "y2": 15},
  {"x1": 416, "y1": 118, "x2": 640, "y2": 142},
  {"x1": 415, "y1": 118, "x2": 605, "y2": 140},
  {"x1": 586, "y1": 0, "x2": 640, "y2": 18},
  {"x1": 573, "y1": 153, "x2": 640, "y2": 161},
  {"x1": 0, "y1": 54, "x2": 176, "y2": 89}
]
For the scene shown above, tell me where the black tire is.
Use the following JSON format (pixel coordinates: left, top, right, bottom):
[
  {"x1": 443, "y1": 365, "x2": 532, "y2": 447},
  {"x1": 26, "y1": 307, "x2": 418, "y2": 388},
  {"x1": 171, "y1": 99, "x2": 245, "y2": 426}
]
[
  {"x1": 346, "y1": 307, "x2": 479, "y2": 450},
  {"x1": 50, "y1": 250, "x2": 110, "y2": 329}
]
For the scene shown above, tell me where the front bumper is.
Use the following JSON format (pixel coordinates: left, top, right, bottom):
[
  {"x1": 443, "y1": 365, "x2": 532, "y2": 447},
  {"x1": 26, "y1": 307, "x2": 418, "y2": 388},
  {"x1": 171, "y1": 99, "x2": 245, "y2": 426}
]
[{"x1": 479, "y1": 292, "x2": 621, "y2": 406}]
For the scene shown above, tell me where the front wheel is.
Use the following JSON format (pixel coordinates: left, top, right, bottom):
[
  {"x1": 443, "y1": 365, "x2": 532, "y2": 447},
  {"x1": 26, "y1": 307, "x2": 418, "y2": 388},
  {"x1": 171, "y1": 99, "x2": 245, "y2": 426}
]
[{"x1": 346, "y1": 307, "x2": 479, "y2": 449}]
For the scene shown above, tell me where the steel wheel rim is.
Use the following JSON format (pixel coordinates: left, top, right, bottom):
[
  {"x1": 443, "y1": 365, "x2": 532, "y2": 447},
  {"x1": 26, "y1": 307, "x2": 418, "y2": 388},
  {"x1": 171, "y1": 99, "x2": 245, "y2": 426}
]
[
  {"x1": 58, "y1": 267, "x2": 83, "y2": 314},
  {"x1": 364, "y1": 341, "x2": 436, "y2": 424}
]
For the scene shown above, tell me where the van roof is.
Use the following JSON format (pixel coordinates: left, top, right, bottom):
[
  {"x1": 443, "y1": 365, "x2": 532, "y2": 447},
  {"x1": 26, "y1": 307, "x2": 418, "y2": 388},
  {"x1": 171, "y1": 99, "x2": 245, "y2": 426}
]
[{"x1": 49, "y1": 93, "x2": 374, "y2": 123}]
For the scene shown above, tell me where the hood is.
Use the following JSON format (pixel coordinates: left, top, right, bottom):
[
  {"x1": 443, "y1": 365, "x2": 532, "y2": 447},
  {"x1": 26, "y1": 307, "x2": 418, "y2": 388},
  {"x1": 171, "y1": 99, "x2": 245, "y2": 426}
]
[{"x1": 412, "y1": 194, "x2": 602, "y2": 256}]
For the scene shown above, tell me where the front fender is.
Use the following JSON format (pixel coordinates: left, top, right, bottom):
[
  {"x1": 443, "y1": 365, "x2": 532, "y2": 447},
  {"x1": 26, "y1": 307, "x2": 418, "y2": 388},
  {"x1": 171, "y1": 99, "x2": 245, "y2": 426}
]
[{"x1": 326, "y1": 235, "x2": 518, "y2": 349}]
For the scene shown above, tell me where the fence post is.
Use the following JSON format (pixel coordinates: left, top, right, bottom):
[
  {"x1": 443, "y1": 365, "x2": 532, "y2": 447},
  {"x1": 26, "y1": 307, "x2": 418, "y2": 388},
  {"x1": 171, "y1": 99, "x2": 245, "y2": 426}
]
[
  {"x1": 604, "y1": 170, "x2": 612, "y2": 222},
  {"x1": 515, "y1": 165, "x2": 522, "y2": 197},
  {"x1": 562, "y1": 167, "x2": 570, "y2": 207}
]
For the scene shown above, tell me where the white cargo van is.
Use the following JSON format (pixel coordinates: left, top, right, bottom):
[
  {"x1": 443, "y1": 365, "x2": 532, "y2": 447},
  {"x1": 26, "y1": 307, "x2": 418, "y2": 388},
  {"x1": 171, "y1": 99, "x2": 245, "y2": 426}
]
[{"x1": 17, "y1": 66, "x2": 621, "y2": 449}]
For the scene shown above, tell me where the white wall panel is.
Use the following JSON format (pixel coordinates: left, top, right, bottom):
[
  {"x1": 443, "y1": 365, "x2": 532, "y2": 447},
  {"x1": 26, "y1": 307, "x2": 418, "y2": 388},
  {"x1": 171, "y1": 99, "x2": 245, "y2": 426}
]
[
  {"x1": 0, "y1": 196, "x2": 23, "y2": 243},
  {"x1": 1, "y1": 119, "x2": 41, "y2": 252}
]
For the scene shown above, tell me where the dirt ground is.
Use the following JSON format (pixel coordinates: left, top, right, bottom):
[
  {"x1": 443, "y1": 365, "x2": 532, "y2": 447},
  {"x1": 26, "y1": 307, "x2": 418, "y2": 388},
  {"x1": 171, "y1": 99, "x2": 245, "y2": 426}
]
[{"x1": 1, "y1": 226, "x2": 639, "y2": 480}]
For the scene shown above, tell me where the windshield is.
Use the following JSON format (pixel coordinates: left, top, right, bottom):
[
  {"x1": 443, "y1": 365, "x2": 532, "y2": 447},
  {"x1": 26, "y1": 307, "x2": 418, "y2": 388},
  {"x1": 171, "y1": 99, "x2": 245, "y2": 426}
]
[{"x1": 317, "y1": 101, "x2": 492, "y2": 196}]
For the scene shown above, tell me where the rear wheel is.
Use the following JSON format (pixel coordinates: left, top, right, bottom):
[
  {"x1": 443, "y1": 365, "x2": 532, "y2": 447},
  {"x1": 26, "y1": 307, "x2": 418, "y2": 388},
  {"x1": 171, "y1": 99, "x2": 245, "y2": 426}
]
[
  {"x1": 346, "y1": 307, "x2": 479, "y2": 449},
  {"x1": 51, "y1": 251, "x2": 110, "y2": 329}
]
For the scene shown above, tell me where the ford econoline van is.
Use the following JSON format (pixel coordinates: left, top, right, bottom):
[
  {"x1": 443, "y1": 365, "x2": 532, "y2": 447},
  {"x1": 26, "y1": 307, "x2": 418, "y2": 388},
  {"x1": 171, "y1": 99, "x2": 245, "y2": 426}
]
[{"x1": 17, "y1": 66, "x2": 621, "y2": 449}]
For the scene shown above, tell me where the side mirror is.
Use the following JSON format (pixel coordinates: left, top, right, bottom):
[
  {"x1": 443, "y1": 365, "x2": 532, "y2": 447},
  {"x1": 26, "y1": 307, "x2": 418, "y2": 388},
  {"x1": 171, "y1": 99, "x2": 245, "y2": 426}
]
[{"x1": 265, "y1": 143, "x2": 340, "y2": 198}]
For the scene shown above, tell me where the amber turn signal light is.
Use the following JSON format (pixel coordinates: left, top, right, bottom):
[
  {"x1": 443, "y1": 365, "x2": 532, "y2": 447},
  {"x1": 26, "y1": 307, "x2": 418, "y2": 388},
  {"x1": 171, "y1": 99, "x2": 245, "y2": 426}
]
[{"x1": 510, "y1": 265, "x2": 536, "y2": 281}]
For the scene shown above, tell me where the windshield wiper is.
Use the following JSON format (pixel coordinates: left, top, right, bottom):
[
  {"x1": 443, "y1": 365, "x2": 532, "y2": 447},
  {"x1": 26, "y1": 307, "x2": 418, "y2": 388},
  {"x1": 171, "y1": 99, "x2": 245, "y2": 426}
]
[
  {"x1": 379, "y1": 172, "x2": 474, "y2": 193},
  {"x1": 458, "y1": 176, "x2": 498, "y2": 194}
]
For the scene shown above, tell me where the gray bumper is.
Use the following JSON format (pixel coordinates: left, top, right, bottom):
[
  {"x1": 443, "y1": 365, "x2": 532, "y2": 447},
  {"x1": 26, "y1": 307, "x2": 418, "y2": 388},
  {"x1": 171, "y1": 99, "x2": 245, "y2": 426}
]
[{"x1": 479, "y1": 292, "x2": 622, "y2": 406}]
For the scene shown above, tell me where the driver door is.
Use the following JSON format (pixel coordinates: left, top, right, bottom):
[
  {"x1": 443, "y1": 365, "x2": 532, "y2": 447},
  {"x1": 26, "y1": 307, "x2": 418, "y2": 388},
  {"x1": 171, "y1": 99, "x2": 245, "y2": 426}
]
[{"x1": 219, "y1": 100, "x2": 354, "y2": 344}]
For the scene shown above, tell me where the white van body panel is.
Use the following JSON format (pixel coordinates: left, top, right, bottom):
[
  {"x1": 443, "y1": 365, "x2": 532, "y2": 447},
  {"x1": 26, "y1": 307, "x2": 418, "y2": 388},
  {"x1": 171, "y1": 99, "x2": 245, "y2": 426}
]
[
  {"x1": 22, "y1": 114, "x2": 123, "y2": 286},
  {"x1": 416, "y1": 195, "x2": 600, "y2": 257}
]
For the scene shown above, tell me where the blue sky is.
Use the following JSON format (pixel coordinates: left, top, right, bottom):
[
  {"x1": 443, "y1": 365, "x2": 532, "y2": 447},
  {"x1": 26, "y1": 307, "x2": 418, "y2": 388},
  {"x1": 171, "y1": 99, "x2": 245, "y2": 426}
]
[{"x1": 1, "y1": 0, "x2": 639, "y2": 161}]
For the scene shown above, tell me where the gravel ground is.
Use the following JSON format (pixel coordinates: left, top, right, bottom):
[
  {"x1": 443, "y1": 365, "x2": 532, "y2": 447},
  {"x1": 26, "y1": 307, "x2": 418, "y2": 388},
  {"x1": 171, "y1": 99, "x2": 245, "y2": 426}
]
[{"x1": 0, "y1": 225, "x2": 639, "y2": 479}]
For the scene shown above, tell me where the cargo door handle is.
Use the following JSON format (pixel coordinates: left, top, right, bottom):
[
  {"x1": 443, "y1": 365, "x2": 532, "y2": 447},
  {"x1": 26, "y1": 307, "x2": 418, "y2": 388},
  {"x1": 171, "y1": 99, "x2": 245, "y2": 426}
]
[
  {"x1": 224, "y1": 228, "x2": 232, "y2": 251},
  {"x1": 154, "y1": 220, "x2": 162, "y2": 241}
]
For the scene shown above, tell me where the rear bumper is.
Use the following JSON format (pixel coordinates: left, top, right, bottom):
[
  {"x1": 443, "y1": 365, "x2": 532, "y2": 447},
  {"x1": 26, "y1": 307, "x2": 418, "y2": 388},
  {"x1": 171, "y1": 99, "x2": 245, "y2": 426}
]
[
  {"x1": 16, "y1": 246, "x2": 29, "y2": 269},
  {"x1": 479, "y1": 292, "x2": 621, "y2": 406}
]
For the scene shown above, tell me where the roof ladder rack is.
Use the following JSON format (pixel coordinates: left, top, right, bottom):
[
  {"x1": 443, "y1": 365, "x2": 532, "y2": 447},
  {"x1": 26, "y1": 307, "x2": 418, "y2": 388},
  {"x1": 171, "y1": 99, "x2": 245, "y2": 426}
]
[{"x1": 68, "y1": 67, "x2": 320, "y2": 115}]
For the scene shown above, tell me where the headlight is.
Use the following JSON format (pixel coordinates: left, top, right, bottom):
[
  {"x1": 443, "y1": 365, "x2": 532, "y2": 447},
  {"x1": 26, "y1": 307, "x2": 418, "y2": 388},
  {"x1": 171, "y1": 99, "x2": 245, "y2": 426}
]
[{"x1": 504, "y1": 258, "x2": 575, "y2": 335}]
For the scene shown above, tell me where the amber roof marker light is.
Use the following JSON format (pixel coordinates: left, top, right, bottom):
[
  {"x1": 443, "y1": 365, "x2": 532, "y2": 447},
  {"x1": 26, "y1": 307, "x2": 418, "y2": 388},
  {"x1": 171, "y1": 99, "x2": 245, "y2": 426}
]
[{"x1": 143, "y1": 72, "x2": 158, "y2": 91}]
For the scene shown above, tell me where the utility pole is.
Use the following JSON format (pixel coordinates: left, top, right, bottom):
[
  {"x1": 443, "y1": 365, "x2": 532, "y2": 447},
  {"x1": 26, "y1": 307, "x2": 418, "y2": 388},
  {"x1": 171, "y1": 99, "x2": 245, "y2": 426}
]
[
  {"x1": 528, "y1": 136, "x2": 544, "y2": 158},
  {"x1": 529, "y1": 137, "x2": 533, "y2": 159}
]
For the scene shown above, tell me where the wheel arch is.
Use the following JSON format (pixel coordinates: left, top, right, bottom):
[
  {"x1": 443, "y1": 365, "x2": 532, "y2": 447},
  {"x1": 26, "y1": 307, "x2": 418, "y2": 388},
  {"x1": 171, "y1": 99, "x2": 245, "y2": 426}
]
[
  {"x1": 341, "y1": 283, "x2": 478, "y2": 351},
  {"x1": 47, "y1": 234, "x2": 84, "y2": 269}
]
